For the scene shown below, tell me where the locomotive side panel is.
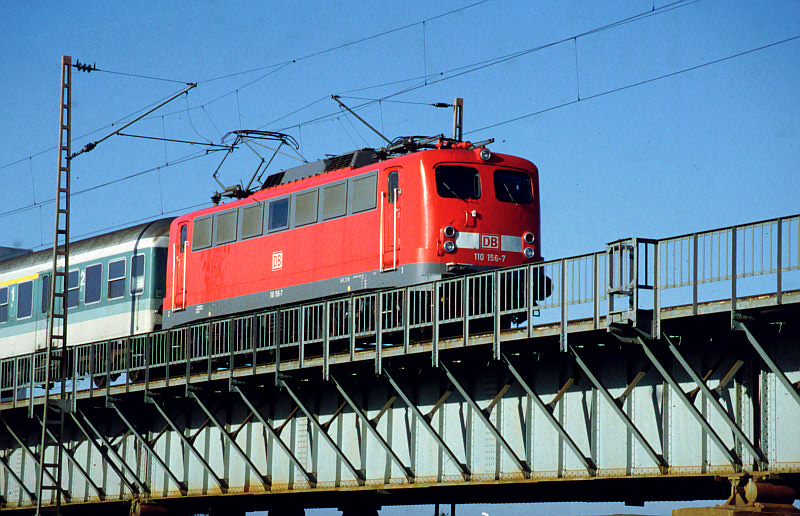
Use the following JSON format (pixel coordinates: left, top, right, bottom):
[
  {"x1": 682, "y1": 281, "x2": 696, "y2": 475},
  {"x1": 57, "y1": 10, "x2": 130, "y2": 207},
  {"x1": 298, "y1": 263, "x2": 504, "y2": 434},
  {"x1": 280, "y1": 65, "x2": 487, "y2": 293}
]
[
  {"x1": 163, "y1": 146, "x2": 542, "y2": 328},
  {"x1": 164, "y1": 168, "x2": 394, "y2": 327}
]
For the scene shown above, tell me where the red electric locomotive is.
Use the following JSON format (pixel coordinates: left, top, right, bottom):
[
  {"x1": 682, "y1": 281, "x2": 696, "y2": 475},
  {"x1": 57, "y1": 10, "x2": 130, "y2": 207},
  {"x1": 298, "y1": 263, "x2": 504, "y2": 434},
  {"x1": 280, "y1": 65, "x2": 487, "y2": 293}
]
[{"x1": 163, "y1": 136, "x2": 543, "y2": 328}]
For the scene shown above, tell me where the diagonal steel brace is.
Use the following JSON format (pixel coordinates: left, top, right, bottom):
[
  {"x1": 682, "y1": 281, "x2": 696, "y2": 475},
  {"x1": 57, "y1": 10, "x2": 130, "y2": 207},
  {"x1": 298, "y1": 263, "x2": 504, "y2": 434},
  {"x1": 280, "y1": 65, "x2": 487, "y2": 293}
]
[
  {"x1": 569, "y1": 344, "x2": 669, "y2": 473},
  {"x1": 501, "y1": 354, "x2": 597, "y2": 476},
  {"x1": 632, "y1": 336, "x2": 741, "y2": 469},
  {"x1": 1, "y1": 419, "x2": 71, "y2": 502},
  {"x1": 440, "y1": 362, "x2": 530, "y2": 477},
  {"x1": 0, "y1": 454, "x2": 36, "y2": 502},
  {"x1": 37, "y1": 418, "x2": 107, "y2": 500},
  {"x1": 107, "y1": 401, "x2": 188, "y2": 495},
  {"x1": 736, "y1": 320, "x2": 800, "y2": 409},
  {"x1": 146, "y1": 395, "x2": 228, "y2": 492},
  {"x1": 280, "y1": 380, "x2": 366, "y2": 485},
  {"x1": 331, "y1": 376, "x2": 414, "y2": 482},
  {"x1": 188, "y1": 391, "x2": 271, "y2": 489},
  {"x1": 231, "y1": 385, "x2": 317, "y2": 488},
  {"x1": 71, "y1": 408, "x2": 148, "y2": 495},
  {"x1": 383, "y1": 370, "x2": 470, "y2": 480},
  {"x1": 662, "y1": 334, "x2": 767, "y2": 467}
]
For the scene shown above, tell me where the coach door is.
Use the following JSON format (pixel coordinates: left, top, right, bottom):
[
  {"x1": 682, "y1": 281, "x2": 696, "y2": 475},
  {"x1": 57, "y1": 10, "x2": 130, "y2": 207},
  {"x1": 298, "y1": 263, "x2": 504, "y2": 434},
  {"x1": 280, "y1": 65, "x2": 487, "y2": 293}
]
[
  {"x1": 381, "y1": 168, "x2": 401, "y2": 271},
  {"x1": 173, "y1": 223, "x2": 188, "y2": 311}
]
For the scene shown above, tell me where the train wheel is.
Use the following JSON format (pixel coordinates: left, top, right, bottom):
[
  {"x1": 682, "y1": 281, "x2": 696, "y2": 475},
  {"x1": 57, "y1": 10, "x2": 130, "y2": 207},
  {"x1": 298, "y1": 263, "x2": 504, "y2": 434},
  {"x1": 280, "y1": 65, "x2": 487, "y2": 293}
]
[
  {"x1": 128, "y1": 369, "x2": 144, "y2": 383},
  {"x1": 92, "y1": 372, "x2": 121, "y2": 388}
]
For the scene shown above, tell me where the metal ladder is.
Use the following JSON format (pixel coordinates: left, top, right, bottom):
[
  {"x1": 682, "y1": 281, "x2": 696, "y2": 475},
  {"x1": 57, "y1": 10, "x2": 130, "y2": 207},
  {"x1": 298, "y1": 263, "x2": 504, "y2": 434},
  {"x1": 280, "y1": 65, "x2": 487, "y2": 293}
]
[{"x1": 35, "y1": 55, "x2": 73, "y2": 516}]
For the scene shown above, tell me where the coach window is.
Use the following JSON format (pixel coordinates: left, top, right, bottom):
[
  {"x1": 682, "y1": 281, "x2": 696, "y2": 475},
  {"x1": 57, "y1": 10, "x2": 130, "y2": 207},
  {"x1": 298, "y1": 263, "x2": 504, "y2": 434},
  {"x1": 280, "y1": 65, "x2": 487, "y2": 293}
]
[
  {"x1": 323, "y1": 183, "x2": 347, "y2": 220},
  {"x1": 352, "y1": 173, "x2": 377, "y2": 213},
  {"x1": 0, "y1": 287, "x2": 7, "y2": 323},
  {"x1": 294, "y1": 190, "x2": 318, "y2": 226},
  {"x1": 435, "y1": 165, "x2": 481, "y2": 200},
  {"x1": 67, "y1": 270, "x2": 80, "y2": 308},
  {"x1": 494, "y1": 170, "x2": 533, "y2": 204},
  {"x1": 131, "y1": 254, "x2": 145, "y2": 295},
  {"x1": 108, "y1": 259, "x2": 126, "y2": 300},
  {"x1": 41, "y1": 273, "x2": 50, "y2": 314},
  {"x1": 85, "y1": 264, "x2": 102, "y2": 304},
  {"x1": 17, "y1": 281, "x2": 33, "y2": 319},
  {"x1": 268, "y1": 198, "x2": 289, "y2": 231}
]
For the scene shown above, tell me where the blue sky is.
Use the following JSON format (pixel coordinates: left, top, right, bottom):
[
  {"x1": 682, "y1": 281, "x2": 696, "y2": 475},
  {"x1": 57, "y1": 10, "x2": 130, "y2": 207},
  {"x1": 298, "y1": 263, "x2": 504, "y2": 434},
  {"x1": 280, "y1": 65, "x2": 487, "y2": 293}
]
[{"x1": 1, "y1": 1, "x2": 799, "y2": 514}]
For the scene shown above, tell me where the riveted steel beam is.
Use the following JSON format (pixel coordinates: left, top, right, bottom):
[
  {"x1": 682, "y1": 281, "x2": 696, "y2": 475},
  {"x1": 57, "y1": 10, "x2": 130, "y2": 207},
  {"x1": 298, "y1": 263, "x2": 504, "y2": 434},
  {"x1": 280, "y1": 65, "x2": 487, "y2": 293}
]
[
  {"x1": 70, "y1": 409, "x2": 149, "y2": 495},
  {"x1": 0, "y1": 454, "x2": 36, "y2": 502},
  {"x1": 633, "y1": 336, "x2": 741, "y2": 469},
  {"x1": 662, "y1": 334, "x2": 767, "y2": 468},
  {"x1": 440, "y1": 362, "x2": 530, "y2": 477},
  {"x1": 107, "y1": 401, "x2": 188, "y2": 496},
  {"x1": 146, "y1": 395, "x2": 228, "y2": 492},
  {"x1": 501, "y1": 355, "x2": 597, "y2": 476},
  {"x1": 735, "y1": 320, "x2": 800, "y2": 409},
  {"x1": 382, "y1": 369, "x2": 470, "y2": 480},
  {"x1": 187, "y1": 391, "x2": 271, "y2": 489},
  {"x1": 1, "y1": 419, "x2": 71, "y2": 502},
  {"x1": 330, "y1": 376, "x2": 414, "y2": 482},
  {"x1": 568, "y1": 344, "x2": 669, "y2": 473},
  {"x1": 231, "y1": 385, "x2": 317, "y2": 488},
  {"x1": 279, "y1": 380, "x2": 366, "y2": 485}
]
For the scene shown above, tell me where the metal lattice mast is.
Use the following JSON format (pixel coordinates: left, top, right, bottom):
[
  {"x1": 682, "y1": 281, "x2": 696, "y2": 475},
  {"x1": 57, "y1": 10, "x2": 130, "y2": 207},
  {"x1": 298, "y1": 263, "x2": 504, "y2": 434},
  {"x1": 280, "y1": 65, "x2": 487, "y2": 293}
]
[{"x1": 35, "y1": 55, "x2": 73, "y2": 516}]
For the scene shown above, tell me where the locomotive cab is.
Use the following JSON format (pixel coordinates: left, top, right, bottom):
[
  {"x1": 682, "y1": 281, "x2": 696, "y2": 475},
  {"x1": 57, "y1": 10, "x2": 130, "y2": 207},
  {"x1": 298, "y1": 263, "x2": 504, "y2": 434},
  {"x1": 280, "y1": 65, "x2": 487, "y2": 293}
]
[{"x1": 417, "y1": 145, "x2": 542, "y2": 274}]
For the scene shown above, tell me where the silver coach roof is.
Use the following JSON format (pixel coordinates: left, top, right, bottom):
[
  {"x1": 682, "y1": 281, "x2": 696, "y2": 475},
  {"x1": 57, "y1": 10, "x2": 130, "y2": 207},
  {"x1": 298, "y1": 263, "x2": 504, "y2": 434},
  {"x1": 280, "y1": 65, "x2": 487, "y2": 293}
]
[{"x1": 0, "y1": 218, "x2": 174, "y2": 274}]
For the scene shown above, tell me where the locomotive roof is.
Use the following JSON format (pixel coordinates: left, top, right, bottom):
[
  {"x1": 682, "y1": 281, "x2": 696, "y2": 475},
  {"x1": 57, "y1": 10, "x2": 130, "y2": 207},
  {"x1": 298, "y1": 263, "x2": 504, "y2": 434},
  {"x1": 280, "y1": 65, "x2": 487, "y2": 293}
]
[
  {"x1": 260, "y1": 148, "x2": 379, "y2": 191},
  {"x1": 0, "y1": 217, "x2": 174, "y2": 274},
  {"x1": 258, "y1": 135, "x2": 494, "y2": 192}
]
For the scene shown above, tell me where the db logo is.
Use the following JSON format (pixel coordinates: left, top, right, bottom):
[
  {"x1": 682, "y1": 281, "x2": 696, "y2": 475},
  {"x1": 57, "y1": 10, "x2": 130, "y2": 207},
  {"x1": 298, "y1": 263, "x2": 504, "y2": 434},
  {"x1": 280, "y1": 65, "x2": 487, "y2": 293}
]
[
  {"x1": 481, "y1": 234, "x2": 500, "y2": 249},
  {"x1": 272, "y1": 251, "x2": 283, "y2": 271}
]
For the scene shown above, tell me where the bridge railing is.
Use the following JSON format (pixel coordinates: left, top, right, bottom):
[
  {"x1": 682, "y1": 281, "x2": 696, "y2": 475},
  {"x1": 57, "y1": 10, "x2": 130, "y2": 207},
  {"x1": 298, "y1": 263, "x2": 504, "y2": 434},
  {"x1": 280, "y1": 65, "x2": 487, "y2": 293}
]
[
  {"x1": 1, "y1": 214, "x2": 797, "y2": 405},
  {"x1": 658, "y1": 215, "x2": 799, "y2": 316}
]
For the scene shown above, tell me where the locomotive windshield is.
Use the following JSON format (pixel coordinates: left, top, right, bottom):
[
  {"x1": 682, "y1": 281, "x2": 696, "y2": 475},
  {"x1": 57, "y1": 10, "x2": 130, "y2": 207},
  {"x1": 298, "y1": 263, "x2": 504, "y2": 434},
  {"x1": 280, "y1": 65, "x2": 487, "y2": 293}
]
[
  {"x1": 493, "y1": 170, "x2": 533, "y2": 204},
  {"x1": 435, "y1": 165, "x2": 481, "y2": 200}
]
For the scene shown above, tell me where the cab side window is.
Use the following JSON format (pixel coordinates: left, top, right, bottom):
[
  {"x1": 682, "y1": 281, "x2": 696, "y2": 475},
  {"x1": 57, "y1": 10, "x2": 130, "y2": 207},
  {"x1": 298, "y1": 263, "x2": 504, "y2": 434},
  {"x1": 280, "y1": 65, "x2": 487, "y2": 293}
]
[{"x1": 388, "y1": 171, "x2": 399, "y2": 203}]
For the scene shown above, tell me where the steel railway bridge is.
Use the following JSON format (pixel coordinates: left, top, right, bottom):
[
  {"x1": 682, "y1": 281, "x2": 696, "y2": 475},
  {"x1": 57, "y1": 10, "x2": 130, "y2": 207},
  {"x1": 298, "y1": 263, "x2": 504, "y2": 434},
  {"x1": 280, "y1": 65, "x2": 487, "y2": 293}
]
[{"x1": 0, "y1": 214, "x2": 798, "y2": 515}]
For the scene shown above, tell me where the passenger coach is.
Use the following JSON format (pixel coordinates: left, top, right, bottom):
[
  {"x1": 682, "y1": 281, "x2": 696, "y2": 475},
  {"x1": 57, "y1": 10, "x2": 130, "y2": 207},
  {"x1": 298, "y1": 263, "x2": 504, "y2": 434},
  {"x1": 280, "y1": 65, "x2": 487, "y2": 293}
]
[{"x1": 0, "y1": 219, "x2": 172, "y2": 359}]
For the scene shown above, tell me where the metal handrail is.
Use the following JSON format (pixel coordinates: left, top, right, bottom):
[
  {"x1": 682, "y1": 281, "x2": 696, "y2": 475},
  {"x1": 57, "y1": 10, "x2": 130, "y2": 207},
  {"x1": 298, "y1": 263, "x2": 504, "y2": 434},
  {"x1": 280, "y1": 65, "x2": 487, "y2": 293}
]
[{"x1": 1, "y1": 214, "x2": 797, "y2": 405}]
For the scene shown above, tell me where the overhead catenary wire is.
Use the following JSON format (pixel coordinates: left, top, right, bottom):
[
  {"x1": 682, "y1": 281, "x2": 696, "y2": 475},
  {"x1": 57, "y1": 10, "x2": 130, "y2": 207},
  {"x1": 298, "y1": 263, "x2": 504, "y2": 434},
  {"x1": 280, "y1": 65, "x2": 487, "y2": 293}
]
[
  {"x1": 0, "y1": 0, "x2": 702, "y2": 175},
  {"x1": 73, "y1": 60, "x2": 192, "y2": 85},
  {"x1": 0, "y1": 0, "x2": 693, "y2": 173},
  {"x1": 0, "y1": 0, "x2": 793, "y2": 232},
  {"x1": 466, "y1": 33, "x2": 800, "y2": 136}
]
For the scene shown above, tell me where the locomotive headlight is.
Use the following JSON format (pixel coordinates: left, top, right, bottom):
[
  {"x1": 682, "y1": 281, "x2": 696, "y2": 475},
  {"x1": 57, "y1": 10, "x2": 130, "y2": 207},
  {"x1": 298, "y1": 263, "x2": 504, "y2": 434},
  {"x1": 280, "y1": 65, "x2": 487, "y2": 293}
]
[
  {"x1": 523, "y1": 232, "x2": 535, "y2": 244},
  {"x1": 524, "y1": 247, "x2": 535, "y2": 259},
  {"x1": 479, "y1": 148, "x2": 492, "y2": 161},
  {"x1": 443, "y1": 225, "x2": 456, "y2": 238},
  {"x1": 443, "y1": 240, "x2": 456, "y2": 253}
]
